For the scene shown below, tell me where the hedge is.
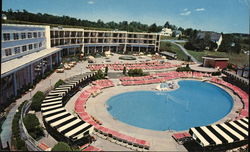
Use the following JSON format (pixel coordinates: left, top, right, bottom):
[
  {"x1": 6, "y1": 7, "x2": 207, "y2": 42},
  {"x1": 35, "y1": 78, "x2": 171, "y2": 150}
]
[
  {"x1": 54, "y1": 79, "x2": 65, "y2": 88},
  {"x1": 11, "y1": 101, "x2": 28, "y2": 151},
  {"x1": 23, "y1": 114, "x2": 44, "y2": 140},
  {"x1": 30, "y1": 91, "x2": 45, "y2": 112},
  {"x1": 51, "y1": 142, "x2": 72, "y2": 151}
]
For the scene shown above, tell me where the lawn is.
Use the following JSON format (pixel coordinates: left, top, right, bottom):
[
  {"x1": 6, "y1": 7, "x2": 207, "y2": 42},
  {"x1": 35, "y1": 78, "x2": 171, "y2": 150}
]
[
  {"x1": 160, "y1": 41, "x2": 188, "y2": 61},
  {"x1": 177, "y1": 42, "x2": 249, "y2": 66}
]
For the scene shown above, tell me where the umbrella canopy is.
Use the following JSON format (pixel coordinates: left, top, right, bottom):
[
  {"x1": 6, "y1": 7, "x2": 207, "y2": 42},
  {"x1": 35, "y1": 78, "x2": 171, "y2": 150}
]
[{"x1": 189, "y1": 117, "x2": 248, "y2": 147}]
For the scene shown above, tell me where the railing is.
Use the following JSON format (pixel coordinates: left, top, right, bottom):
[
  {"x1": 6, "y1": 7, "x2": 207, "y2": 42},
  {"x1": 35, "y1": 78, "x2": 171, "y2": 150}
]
[{"x1": 19, "y1": 101, "x2": 43, "y2": 151}]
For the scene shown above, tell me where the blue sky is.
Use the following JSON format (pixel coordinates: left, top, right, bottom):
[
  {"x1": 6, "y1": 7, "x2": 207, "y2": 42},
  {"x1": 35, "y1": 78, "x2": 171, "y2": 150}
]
[{"x1": 3, "y1": 0, "x2": 249, "y2": 33}]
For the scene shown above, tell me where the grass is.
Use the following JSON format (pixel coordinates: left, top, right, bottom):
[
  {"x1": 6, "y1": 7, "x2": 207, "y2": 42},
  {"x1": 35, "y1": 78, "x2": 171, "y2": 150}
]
[
  {"x1": 187, "y1": 50, "x2": 249, "y2": 66},
  {"x1": 176, "y1": 42, "x2": 249, "y2": 66},
  {"x1": 160, "y1": 41, "x2": 188, "y2": 61}
]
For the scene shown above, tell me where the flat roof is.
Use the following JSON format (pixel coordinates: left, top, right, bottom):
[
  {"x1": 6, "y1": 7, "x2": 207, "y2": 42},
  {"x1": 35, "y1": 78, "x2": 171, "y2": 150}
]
[
  {"x1": 202, "y1": 56, "x2": 229, "y2": 60},
  {"x1": 1, "y1": 47, "x2": 62, "y2": 78}
]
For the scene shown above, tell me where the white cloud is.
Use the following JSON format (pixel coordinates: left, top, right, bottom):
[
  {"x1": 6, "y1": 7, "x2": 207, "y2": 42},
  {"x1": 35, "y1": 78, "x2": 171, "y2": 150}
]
[
  {"x1": 183, "y1": 8, "x2": 188, "y2": 11},
  {"x1": 195, "y1": 8, "x2": 205, "y2": 11},
  {"x1": 180, "y1": 11, "x2": 191, "y2": 16},
  {"x1": 87, "y1": 1, "x2": 95, "y2": 4}
]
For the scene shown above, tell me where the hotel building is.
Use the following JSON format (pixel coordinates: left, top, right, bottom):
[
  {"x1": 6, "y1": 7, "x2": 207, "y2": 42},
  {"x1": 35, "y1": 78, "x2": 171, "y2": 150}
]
[{"x1": 1, "y1": 24, "x2": 161, "y2": 105}]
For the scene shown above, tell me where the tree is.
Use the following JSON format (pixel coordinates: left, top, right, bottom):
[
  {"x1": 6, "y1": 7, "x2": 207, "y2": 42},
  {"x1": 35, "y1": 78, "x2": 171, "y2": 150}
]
[
  {"x1": 30, "y1": 91, "x2": 45, "y2": 111},
  {"x1": 148, "y1": 23, "x2": 158, "y2": 32},
  {"x1": 54, "y1": 79, "x2": 65, "y2": 88},
  {"x1": 105, "y1": 66, "x2": 108, "y2": 76},
  {"x1": 123, "y1": 66, "x2": 127, "y2": 75},
  {"x1": 23, "y1": 114, "x2": 44, "y2": 139},
  {"x1": 164, "y1": 21, "x2": 171, "y2": 28},
  {"x1": 52, "y1": 142, "x2": 72, "y2": 151}
]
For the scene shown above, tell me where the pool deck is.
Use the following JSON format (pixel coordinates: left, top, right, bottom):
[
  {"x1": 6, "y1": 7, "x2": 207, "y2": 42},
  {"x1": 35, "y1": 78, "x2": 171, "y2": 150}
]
[{"x1": 64, "y1": 78, "x2": 244, "y2": 151}]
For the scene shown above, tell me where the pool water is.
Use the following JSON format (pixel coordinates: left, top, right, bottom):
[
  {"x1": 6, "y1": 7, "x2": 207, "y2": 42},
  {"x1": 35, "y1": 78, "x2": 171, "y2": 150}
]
[{"x1": 106, "y1": 80, "x2": 233, "y2": 131}]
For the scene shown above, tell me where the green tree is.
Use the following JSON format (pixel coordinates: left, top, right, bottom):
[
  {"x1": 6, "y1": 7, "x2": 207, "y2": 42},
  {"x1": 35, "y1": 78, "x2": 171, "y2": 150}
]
[
  {"x1": 23, "y1": 114, "x2": 44, "y2": 139},
  {"x1": 123, "y1": 66, "x2": 127, "y2": 75},
  {"x1": 30, "y1": 91, "x2": 45, "y2": 112},
  {"x1": 164, "y1": 21, "x2": 171, "y2": 28},
  {"x1": 105, "y1": 66, "x2": 108, "y2": 76},
  {"x1": 51, "y1": 142, "x2": 72, "y2": 151},
  {"x1": 148, "y1": 23, "x2": 158, "y2": 32},
  {"x1": 54, "y1": 79, "x2": 65, "y2": 88}
]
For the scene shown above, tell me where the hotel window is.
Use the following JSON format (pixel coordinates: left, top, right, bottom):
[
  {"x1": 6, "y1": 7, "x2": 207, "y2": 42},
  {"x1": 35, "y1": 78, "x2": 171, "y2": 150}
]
[
  {"x1": 29, "y1": 44, "x2": 33, "y2": 50},
  {"x1": 14, "y1": 47, "x2": 21, "y2": 54},
  {"x1": 13, "y1": 33, "x2": 19, "y2": 40},
  {"x1": 38, "y1": 32, "x2": 41, "y2": 38},
  {"x1": 5, "y1": 48, "x2": 12, "y2": 56},
  {"x1": 33, "y1": 32, "x2": 37, "y2": 38},
  {"x1": 3, "y1": 33, "x2": 10, "y2": 41},
  {"x1": 28, "y1": 32, "x2": 32, "y2": 38},
  {"x1": 39, "y1": 42, "x2": 42, "y2": 48},
  {"x1": 34, "y1": 43, "x2": 38, "y2": 49},
  {"x1": 22, "y1": 45, "x2": 27, "y2": 52},
  {"x1": 21, "y1": 33, "x2": 26, "y2": 39}
]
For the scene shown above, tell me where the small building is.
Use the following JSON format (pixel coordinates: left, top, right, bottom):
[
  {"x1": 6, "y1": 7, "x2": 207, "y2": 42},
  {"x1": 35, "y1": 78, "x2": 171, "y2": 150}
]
[
  {"x1": 160, "y1": 28, "x2": 172, "y2": 37},
  {"x1": 196, "y1": 32, "x2": 223, "y2": 51},
  {"x1": 172, "y1": 30, "x2": 182, "y2": 37},
  {"x1": 202, "y1": 56, "x2": 229, "y2": 69},
  {"x1": 159, "y1": 51, "x2": 177, "y2": 60}
]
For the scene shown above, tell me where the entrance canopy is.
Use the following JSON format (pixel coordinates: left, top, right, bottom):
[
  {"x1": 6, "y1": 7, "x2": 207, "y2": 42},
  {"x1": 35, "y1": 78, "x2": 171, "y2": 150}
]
[{"x1": 189, "y1": 117, "x2": 248, "y2": 147}]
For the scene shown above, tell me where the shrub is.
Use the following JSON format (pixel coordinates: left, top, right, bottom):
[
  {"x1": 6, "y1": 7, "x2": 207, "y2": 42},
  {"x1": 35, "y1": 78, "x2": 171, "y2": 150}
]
[
  {"x1": 212, "y1": 71, "x2": 221, "y2": 76},
  {"x1": 176, "y1": 64, "x2": 192, "y2": 72},
  {"x1": 11, "y1": 101, "x2": 28, "y2": 151},
  {"x1": 30, "y1": 91, "x2": 45, "y2": 112},
  {"x1": 105, "y1": 66, "x2": 108, "y2": 76},
  {"x1": 184, "y1": 42, "x2": 195, "y2": 50},
  {"x1": 51, "y1": 142, "x2": 72, "y2": 151},
  {"x1": 93, "y1": 69, "x2": 105, "y2": 80},
  {"x1": 127, "y1": 69, "x2": 146, "y2": 77},
  {"x1": 54, "y1": 79, "x2": 65, "y2": 88},
  {"x1": 23, "y1": 113, "x2": 44, "y2": 140},
  {"x1": 123, "y1": 66, "x2": 127, "y2": 75}
]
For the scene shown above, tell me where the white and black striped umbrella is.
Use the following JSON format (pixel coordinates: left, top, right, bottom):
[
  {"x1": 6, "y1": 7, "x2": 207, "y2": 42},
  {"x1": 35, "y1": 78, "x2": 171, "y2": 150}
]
[{"x1": 189, "y1": 117, "x2": 248, "y2": 147}]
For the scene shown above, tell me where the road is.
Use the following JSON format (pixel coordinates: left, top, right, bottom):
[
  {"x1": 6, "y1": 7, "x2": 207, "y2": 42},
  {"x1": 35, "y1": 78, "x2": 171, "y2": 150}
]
[{"x1": 161, "y1": 39, "x2": 201, "y2": 64}]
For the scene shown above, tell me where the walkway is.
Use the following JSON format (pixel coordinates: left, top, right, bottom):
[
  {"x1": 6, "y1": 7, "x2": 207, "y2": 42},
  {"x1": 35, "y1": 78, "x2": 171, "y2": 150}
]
[
  {"x1": 0, "y1": 61, "x2": 90, "y2": 148},
  {"x1": 163, "y1": 40, "x2": 201, "y2": 64}
]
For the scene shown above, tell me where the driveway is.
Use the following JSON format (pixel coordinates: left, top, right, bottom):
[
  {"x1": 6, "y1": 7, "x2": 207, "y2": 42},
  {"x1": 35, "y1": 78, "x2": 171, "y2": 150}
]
[{"x1": 161, "y1": 39, "x2": 201, "y2": 64}]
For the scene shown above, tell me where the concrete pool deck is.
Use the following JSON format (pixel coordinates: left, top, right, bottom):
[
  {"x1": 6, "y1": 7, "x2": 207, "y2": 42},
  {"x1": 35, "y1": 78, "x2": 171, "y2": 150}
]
[{"x1": 65, "y1": 78, "x2": 243, "y2": 151}]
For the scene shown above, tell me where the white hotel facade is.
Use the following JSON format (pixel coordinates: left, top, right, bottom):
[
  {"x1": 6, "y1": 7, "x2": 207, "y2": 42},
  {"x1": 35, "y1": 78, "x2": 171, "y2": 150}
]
[{"x1": 1, "y1": 24, "x2": 161, "y2": 105}]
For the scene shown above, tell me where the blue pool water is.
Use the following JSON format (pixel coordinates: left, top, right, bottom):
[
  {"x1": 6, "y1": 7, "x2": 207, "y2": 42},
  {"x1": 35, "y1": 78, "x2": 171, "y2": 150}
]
[{"x1": 106, "y1": 80, "x2": 233, "y2": 131}]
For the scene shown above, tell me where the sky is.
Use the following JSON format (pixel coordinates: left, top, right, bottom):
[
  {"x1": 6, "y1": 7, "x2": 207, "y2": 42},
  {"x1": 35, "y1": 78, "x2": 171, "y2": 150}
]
[{"x1": 2, "y1": 0, "x2": 250, "y2": 34}]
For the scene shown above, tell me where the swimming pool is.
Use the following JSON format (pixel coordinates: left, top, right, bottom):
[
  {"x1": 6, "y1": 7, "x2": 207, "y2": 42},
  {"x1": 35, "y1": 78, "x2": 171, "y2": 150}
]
[{"x1": 106, "y1": 80, "x2": 233, "y2": 131}]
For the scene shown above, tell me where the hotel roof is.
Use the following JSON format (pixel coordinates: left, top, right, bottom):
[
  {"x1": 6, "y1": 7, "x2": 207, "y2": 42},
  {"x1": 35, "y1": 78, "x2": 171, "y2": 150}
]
[{"x1": 1, "y1": 47, "x2": 62, "y2": 78}]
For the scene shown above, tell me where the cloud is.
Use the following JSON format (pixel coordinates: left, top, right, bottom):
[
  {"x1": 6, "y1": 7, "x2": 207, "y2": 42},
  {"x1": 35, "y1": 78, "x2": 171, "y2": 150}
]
[
  {"x1": 180, "y1": 11, "x2": 191, "y2": 16},
  {"x1": 195, "y1": 8, "x2": 205, "y2": 11},
  {"x1": 87, "y1": 1, "x2": 95, "y2": 4},
  {"x1": 183, "y1": 8, "x2": 188, "y2": 11}
]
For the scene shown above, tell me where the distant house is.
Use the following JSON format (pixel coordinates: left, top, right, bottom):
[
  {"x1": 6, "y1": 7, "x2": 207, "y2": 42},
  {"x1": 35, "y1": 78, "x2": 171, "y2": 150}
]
[
  {"x1": 172, "y1": 30, "x2": 182, "y2": 37},
  {"x1": 196, "y1": 32, "x2": 222, "y2": 51},
  {"x1": 160, "y1": 28, "x2": 172, "y2": 37},
  {"x1": 2, "y1": 14, "x2": 7, "y2": 20},
  {"x1": 202, "y1": 56, "x2": 229, "y2": 69}
]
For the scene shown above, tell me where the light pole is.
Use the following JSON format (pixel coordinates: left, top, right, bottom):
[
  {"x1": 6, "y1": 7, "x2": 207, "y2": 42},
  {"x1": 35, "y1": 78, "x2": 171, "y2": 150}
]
[
  {"x1": 29, "y1": 89, "x2": 32, "y2": 100},
  {"x1": 49, "y1": 79, "x2": 52, "y2": 89}
]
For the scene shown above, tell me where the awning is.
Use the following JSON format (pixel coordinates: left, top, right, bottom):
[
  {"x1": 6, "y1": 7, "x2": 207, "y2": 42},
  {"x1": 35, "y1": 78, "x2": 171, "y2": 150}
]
[
  {"x1": 189, "y1": 117, "x2": 248, "y2": 147},
  {"x1": 1, "y1": 47, "x2": 62, "y2": 78}
]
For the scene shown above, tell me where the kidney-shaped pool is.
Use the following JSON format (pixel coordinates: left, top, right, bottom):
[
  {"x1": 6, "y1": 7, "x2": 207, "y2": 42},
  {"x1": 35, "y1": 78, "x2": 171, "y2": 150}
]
[{"x1": 106, "y1": 80, "x2": 233, "y2": 131}]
